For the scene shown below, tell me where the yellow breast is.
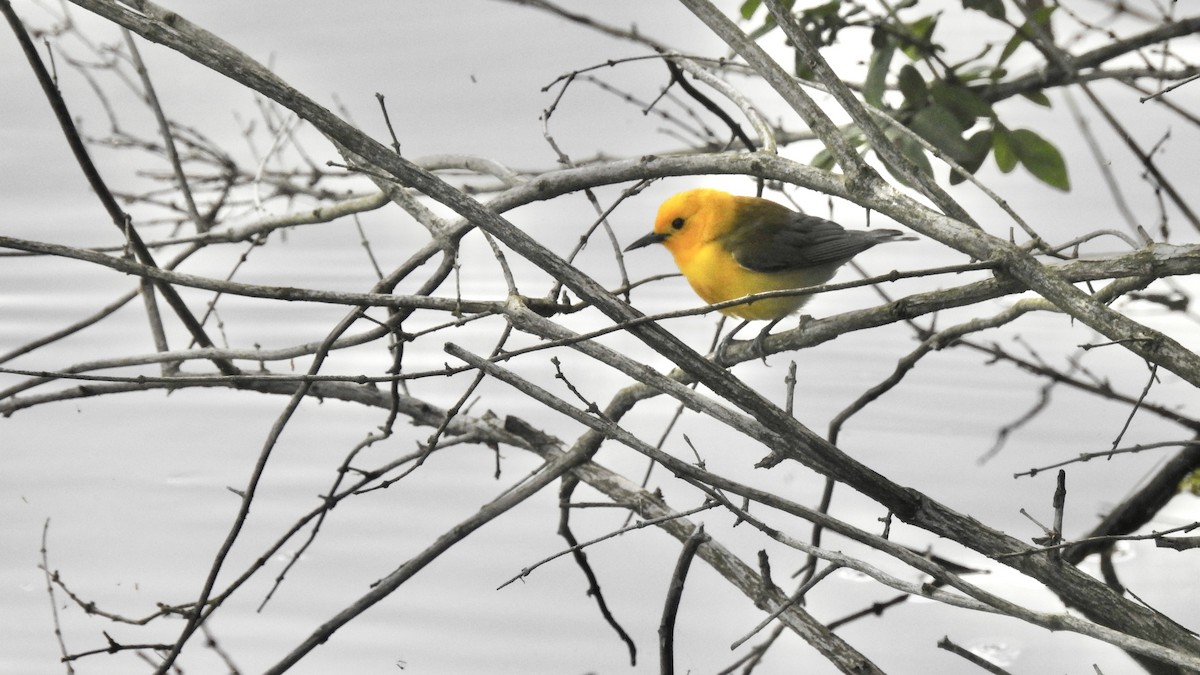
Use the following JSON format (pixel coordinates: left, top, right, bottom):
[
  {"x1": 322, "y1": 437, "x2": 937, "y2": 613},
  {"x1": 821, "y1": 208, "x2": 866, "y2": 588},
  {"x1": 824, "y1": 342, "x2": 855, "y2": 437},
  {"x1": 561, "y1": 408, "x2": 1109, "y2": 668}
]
[{"x1": 673, "y1": 241, "x2": 820, "y2": 320}]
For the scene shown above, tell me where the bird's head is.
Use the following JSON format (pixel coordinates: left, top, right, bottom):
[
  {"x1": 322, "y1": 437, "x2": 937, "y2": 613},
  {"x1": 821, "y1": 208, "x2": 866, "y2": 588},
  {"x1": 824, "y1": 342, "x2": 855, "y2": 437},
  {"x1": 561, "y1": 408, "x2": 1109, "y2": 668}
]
[{"x1": 624, "y1": 188, "x2": 732, "y2": 254}]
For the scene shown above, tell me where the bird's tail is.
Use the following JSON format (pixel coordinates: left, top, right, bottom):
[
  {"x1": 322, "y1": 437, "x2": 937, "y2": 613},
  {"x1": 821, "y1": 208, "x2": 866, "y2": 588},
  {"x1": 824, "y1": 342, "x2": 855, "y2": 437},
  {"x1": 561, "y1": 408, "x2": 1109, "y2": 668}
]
[{"x1": 871, "y1": 229, "x2": 917, "y2": 243}]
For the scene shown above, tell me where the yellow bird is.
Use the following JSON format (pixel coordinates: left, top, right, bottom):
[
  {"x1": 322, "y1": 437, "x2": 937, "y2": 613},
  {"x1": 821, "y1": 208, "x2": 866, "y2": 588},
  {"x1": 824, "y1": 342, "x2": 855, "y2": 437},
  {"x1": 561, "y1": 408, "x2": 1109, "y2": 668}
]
[{"x1": 625, "y1": 188, "x2": 910, "y2": 361}]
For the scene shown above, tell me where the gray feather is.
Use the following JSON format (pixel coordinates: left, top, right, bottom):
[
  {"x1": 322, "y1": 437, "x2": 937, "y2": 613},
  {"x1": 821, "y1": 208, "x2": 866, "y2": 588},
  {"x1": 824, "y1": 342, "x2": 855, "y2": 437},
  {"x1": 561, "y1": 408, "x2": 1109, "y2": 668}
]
[{"x1": 724, "y1": 212, "x2": 906, "y2": 273}]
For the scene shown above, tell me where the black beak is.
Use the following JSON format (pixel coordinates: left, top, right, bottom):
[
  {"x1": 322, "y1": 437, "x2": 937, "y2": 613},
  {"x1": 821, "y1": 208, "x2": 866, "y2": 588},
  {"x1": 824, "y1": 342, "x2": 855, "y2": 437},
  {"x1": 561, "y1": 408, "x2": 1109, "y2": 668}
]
[{"x1": 624, "y1": 231, "x2": 668, "y2": 252}]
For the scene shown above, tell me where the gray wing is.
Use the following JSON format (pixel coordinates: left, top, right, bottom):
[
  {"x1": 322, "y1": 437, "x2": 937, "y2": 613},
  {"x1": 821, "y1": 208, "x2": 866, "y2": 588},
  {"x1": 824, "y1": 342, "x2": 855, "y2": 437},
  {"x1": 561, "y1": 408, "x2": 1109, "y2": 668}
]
[{"x1": 725, "y1": 213, "x2": 902, "y2": 273}]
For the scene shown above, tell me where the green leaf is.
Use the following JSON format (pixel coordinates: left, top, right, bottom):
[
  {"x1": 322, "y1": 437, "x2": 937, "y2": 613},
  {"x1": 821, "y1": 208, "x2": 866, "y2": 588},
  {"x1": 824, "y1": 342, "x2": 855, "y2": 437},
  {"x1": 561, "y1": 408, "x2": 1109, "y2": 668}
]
[
  {"x1": 992, "y1": 126, "x2": 1017, "y2": 173},
  {"x1": 949, "y1": 129, "x2": 993, "y2": 184},
  {"x1": 901, "y1": 14, "x2": 938, "y2": 60},
  {"x1": 1029, "y1": 5, "x2": 1057, "y2": 26},
  {"x1": 897, "y1": 64, "x2": 928, "y2": 109},
  {"x1": 794, "y1": 53, "x2": 814, "y2": 81},
  {"x1": 930, "y1": 80, "x2": 994, "y2": 128},
  {"x1": 958, "y1": 66, "x2": 1001, "y2": 83},
  {"x1": 811, "y1": 147, "x2": 836, "y2": 171},
  {"x1": 875, "y1": 127, "x2": 931, "y2": 185},
  {"x1": 893, "y1": 134, "x2": 935, "y2": 183},
  {"x1": 962, "y1": 0, "x2": 1005, "y2": 20},
  {"x1": 740, "y1": 0, "x2": 762, "y2": 20},
  {"x1": 1010, "y1": 128, "x2": 1070, "y2": 190},
  {"x1": 1181, "y1": 468, "x2": 1200, "y2": 496},
  {"x1": 908, "y1": 104, "x2": 971, "y2": 161},
  {"x1": 744, "y1": 0, "x2": 801, "y2": 39},
  {"x1": 1020, "y1": 90, "x2": 1052, "y2": 107},
  {"x1": 812, "y1": 127, "x2": 867, "y2": 172},
  {"x1": 998, "y1": 32, "x2": 1025, "y2": 67},
  {"x1": 999, "y1": 5, "x2": 1056, "y2": 67},
  {"x1": 864, "y1": 43, "x2": 895, "y2": 108},
  {"x1": 747, "y1": 14, "x2": 778, "y2": 40}
]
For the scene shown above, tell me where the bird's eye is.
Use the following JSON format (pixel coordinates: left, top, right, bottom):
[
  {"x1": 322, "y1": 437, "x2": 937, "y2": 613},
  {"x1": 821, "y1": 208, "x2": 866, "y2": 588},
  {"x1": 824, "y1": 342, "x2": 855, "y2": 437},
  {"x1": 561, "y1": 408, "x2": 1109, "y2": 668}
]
[{"x1": 671, "y1": 217, "x2": 685, "y2": 230}]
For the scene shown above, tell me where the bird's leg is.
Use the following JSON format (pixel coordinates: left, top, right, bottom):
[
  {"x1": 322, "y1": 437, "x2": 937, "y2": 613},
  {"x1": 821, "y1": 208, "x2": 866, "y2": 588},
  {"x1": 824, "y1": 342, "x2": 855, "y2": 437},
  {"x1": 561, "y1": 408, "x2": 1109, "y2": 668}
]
[
  {"x1": 715, "y1": 319, "x2": 751, "y2": 365},
  {"x1": 751, "y1": 318, "x2": 783, "y2": 365}
]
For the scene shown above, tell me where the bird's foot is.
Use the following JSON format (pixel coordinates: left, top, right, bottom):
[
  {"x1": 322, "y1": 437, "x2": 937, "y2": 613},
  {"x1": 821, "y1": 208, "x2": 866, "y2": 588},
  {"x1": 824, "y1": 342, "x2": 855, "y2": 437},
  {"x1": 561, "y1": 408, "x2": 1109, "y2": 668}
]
[
  {"x1": 713, "y1": 319, "x2": 750, "y2": 366},
  {"x1": 750, "y1": 318, "x2": 783, "y2": 365},
  {"x1": 715, "y1": 335, "x2": 735, "y2": 365}
]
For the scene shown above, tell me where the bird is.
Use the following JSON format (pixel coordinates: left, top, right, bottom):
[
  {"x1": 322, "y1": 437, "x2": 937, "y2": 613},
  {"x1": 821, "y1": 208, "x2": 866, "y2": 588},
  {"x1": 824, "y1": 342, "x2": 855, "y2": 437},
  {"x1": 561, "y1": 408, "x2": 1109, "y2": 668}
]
[{"x1": 624, "y1": 188, "x2": 911, "y2": 363}]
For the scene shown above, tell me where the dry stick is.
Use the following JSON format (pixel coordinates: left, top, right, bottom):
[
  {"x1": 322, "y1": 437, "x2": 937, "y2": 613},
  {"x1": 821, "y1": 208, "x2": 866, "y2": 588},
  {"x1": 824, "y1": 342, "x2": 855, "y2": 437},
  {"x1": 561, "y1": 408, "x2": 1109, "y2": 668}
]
[
  {"x1": 0, "y1": 2, "x2": 237, "y2": 376},
  {"x1": 504, "y1": 0, "x2": 675, "y2": 52},
  {"x1": 785, "y1": 358, "x2": 832, "y2": 585},
  {"x1": 0, "y1": 259, "x2": 1184, "y2": 413},
  {"x1": 256, "y1": 431, "x2": 388, "y2": 612},
  {"x1": 1012, "y1": 1, "x2": 1200, "y2": 234},
  {"x1": 998, "y1": 521, "x2": 1200, "y2": 559},
  {"x1": 958, "y1": 338, "x2": 1200, "y2": 436},
  {"x1": 1051, "y1": 470, "x2": 1068, "y2": 561},
  {"x1": 222, "y1": 440, "x2": 486, "y2": 628},
  {"x1": 512, "y1": 346, "x2": 1200, "y2": 672},
  {"x1": 1157, "y1": 536, "x2": 1200, "y2": 551},
  {"x1": 0, "y1": 232, "x2": 199, "y2": 365},
  {"x1": 53, "y1": 0, "x2": 1200, "y2": 663},
  {"x1": 165, "y1": 262, "x2": 416, "y2": 666},
  {"x1": 39, "y1": 520, "x2": 76, "y2": 675},
  {"x1": 1017, "y1": 441, "x2": 1200, "y2": 479},
  {"x1": 197, "y1": 624, "x2": 241, "y2": 674},
  {"x1": 730, "y1": 625, "x2": 787, "y2": 674},
  {"x1": 158, "y1": 229, "x2": 459, "y2": 666},
  {"x1": 756, "y1": 0, "x2": 972, "y2": 223},
  {"x1": 460, "y1": 340, "x2": 1200, "y2": 671},
  {"x1": 257, "y1": 266, "x2": 458, "y2": 611},
  {"x1": 137, "y1": 276, "x2": 174, "y2": 373},
  {"x1": 10, "y1": 225, "x2": 1199, "y2": 372},
  {"x1": 263, "y1": 401, "x2": 602, "y2": 674},
  {"x1": 122, "y1": 29, "x2": 206, "y2": 231},
  {"x1": 730, "y1": 562, "x2": 842, "y2": 651},
  {"x1": 688, "y1": 473, "x2": 1200, "y2": 671},
  {"x1": 1124, "y1": 78, "x2": 1200, "y2": 129},
  {"x1": 48, "y1": 562, "x2": 192, "y2": 626},
  {"x1": 1064, "y1": 440, "x2": 1200, "y2": 564},
  {"x1": 983, "y1": 16, "x2": 1200, "y2": 102},
  {"x1": 2, "y1": 245, "x2": 1187, "y2": 414},
  {"x1": 122, "y1": 34, "x2": 184, "y2": 365},
  {"x1": 627, "y1": 394, "x2": 690, "y2": 523},
  {"x1": 0, "y1": 234, "x2": 537, "y2": 312},
  {"x1": 670, "y1": 54, "x2": 776, "y2": 153},
  {"x1": 981, "y1": 364, "x2": 1065, "y2": 465},
  {"x1": 660, "y1": 524, "x2": 709, "y2": 675},
  {"x1": 0, "y1": 286, "x2": 141, "y2": 365},
  {"x1": 161, "y1": 306, "x2": 369, "y2": 670},
  {"x1": 1064, "y1": 90, "x2": 1141, "y2": 233},
  {"x1": 826, "y1": 592, "x2": 910, "y2": 632},
  {"x1": 481, "y1": 374, "x2": 886, "y2": 675},
  {"x1": 831, "y1": 295, "x2": 1065, "y2": 459},
  {"x1": 685, "y1": 1, "x2": 865, "y2": 181},
  {"x1": 665, "y1": 58, "x2": 758, "y2": 152},
  {"x1": 262, "y1": 247, "x2": 460, "y2": 606},
  {"x1": 478, "y1": 314, "x2": 1200, "y2": 671},
  {"x1": 556, "y1": 477, "x2": 638, "y2": 665},
  {"x1": 557, "y1": 180, "x2": 653, "y2": 304},
  {"x1": 937, "y1": 636, "x2": 1014, "y2": 675},
  {"x1": 192, "y1": 236, "x2": 265, "y2": 341},
  {"x1": 375, "y1": 320, "x2": 512, "y2": 491},
  {"x1": 702, "y1": 0, "x2": 1200, "y2": 390},
  {"x1": 63, "y1": 638, "x2": 174, "y2": 664},
  {"x1": 1110, "y1": 363, "x2": 1160, "y2": 452},
  {"x1": 1139, "y1": 72, "x2": 1200, "y2": 103}
]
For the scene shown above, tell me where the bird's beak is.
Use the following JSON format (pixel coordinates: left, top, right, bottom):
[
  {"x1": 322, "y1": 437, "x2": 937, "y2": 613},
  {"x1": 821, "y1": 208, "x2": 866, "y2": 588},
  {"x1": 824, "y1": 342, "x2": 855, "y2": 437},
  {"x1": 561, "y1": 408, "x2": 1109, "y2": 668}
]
[{"x1": 624, "y1": 231, "x2": 668, "y2": 252}]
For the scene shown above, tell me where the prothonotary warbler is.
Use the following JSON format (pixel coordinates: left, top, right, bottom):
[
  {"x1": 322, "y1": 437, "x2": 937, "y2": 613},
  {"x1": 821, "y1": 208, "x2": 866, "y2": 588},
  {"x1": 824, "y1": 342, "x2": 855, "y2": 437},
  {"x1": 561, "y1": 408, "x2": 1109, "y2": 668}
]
[{"x1": 625, "y1": 188, "x2": 911, "y2": 362}]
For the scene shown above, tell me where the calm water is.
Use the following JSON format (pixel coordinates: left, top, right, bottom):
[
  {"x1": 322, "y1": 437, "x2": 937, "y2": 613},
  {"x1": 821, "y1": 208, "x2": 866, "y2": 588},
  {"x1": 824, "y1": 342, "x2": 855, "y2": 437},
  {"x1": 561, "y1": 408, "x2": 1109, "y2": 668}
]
[{"x1": 3, "y1": 1, "x2": 1199, "y2": 673}]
